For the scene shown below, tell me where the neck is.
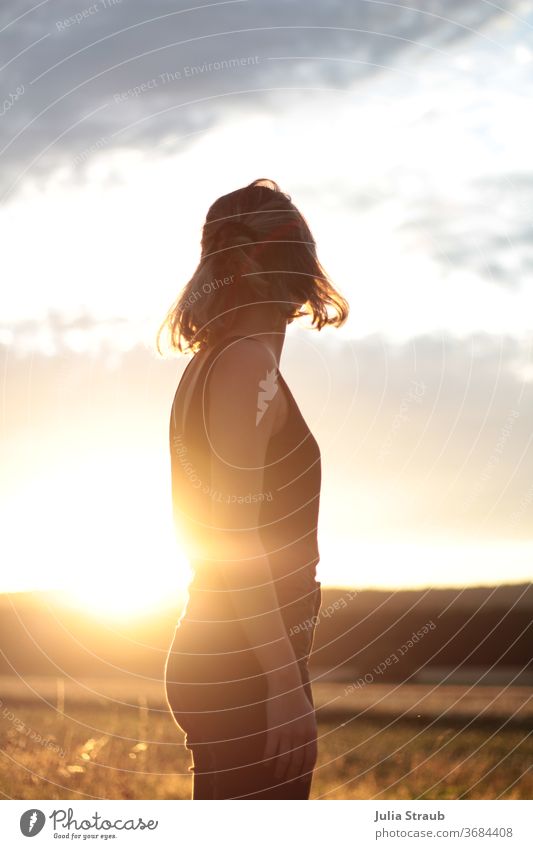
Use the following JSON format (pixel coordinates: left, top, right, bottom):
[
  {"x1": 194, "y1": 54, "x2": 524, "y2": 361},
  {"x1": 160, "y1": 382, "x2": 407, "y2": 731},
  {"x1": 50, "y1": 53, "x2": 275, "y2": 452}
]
[{"x1": 217, "y1": 305, "x2": 287, "y2": 365}]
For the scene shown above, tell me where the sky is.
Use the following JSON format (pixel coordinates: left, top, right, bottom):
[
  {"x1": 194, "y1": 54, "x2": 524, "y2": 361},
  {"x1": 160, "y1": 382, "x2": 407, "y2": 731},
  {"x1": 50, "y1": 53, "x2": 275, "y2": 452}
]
[{"x1": 1, "y1": 0, "x2": 532, "y2": 615}]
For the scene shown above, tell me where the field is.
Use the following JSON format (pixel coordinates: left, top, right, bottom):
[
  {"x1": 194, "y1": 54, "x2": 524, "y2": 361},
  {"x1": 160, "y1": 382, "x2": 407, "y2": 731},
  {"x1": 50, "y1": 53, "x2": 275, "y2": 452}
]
[{"x1": 1, "y1": 681, "x2": 531, "y2": 800}]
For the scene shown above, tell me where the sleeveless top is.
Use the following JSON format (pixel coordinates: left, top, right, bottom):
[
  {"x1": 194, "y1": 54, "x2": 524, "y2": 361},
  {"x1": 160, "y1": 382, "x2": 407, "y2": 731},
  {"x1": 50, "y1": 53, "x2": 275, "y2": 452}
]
[{"x1": 168, "y1": 334, "x2": 322, "y2": 663}]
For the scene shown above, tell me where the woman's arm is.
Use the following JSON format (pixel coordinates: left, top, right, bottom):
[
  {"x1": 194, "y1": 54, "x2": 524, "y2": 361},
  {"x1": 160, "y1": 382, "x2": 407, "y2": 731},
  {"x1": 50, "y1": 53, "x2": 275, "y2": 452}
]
[
  {"x1": 206, "y1": 338, "x2": 317, "y2": 782},
  {"x1": 206, "y1": 338, "x2": 301, "y2": 686}
]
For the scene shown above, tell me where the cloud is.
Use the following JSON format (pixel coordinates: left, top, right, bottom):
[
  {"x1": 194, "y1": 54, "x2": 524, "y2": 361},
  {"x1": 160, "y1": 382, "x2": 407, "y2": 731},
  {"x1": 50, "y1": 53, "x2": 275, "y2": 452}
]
[
  {"x1": 0, "y1": 0, "x2": 522, "y2": 196},
  {"x1": 394, "y1": 170, "x2": 533, "y2": 290}
]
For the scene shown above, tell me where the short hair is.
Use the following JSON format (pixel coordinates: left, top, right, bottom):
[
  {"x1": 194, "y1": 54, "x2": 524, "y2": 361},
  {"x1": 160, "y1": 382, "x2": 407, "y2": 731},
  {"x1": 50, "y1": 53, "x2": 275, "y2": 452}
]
[{"x1": 156, "y1": 178, "x2": 349, "y2": 354}]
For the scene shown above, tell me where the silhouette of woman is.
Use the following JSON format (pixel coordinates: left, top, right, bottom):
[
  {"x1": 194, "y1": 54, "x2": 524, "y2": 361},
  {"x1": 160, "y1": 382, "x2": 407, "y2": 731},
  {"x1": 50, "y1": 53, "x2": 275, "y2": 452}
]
[{"x1": 159, "y1": 178, "x2": 349, "y2": 799}]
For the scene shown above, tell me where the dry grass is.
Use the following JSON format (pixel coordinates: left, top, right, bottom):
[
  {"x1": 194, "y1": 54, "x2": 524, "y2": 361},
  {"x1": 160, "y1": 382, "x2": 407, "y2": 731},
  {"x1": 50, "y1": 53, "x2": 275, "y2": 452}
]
[{"x1": 1, "y1": 700, "x2": 531, "y2": 800}]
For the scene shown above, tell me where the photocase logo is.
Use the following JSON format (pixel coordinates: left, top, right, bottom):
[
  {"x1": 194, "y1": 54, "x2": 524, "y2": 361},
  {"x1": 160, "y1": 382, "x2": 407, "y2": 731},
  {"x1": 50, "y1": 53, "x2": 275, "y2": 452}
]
[
  {"x1": 20, "y1": 809, "x2": 46, "y2": 836},
  {"x1": 256, "y1": 368, "x2": 279, "y2": 425}
]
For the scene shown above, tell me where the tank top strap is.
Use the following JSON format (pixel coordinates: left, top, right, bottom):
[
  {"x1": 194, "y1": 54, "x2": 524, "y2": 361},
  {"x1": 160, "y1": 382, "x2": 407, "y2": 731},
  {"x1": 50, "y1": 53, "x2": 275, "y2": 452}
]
[{"x1": 181, "y1": 334, "x2": 281, "y2": 440}]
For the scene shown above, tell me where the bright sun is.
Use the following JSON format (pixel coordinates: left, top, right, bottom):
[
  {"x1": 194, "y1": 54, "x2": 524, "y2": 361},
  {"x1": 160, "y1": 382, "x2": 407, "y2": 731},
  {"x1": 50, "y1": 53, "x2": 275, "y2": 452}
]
[
  {"x1": 1, "y1": 455, "x2": 191, "y2": 619},
  {"x1": 56, "y1": 580, "x2": 184, "y2": 620}
]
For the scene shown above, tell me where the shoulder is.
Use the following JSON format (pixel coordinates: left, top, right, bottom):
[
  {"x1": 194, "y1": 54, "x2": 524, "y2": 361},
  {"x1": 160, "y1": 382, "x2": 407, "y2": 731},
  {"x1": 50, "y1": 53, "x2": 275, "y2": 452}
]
[
  {"x1": 206, "y1": 338, "x2": 284, "y2": 436},
  {"x1": 209, "y1": 337, "x2": 278, "y2": 385}
]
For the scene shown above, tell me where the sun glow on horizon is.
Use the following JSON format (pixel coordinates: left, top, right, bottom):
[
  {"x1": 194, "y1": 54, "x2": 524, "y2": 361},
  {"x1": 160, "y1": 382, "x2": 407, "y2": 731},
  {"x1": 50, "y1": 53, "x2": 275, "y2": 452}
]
[
  {"x1": 0, "y1": 456, "x2": 192, "y2": 620},
  {"x1": 54, "y1": 582, "x2": 187, "y2": 621},
  {"x1": 2, "y1": 452, "x2": 531, "y2": 620}
]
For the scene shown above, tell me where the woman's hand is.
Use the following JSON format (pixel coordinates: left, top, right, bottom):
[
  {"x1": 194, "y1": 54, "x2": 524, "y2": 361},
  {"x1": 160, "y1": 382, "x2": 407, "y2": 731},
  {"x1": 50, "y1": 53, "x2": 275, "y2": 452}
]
[{"x1": 263, "y1": 677, "x2": 318, "y2": 784}]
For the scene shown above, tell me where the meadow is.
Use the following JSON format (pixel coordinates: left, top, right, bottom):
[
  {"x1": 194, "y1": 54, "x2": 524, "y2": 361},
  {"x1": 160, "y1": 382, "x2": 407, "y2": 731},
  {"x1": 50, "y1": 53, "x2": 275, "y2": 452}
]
[{"x1": 1, "y1": 689, "x2": 531, "y2": 800}]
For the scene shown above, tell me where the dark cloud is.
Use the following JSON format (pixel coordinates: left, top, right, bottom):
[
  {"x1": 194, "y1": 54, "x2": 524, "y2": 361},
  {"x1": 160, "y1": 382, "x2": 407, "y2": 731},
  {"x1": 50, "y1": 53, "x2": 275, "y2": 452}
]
[{"x1": 0, "y1": 0, "x2": 521, "y2": 196}]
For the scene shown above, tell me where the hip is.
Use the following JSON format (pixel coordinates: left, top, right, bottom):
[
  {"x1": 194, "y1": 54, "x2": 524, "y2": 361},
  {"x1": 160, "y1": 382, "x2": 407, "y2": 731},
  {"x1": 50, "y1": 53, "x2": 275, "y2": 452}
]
[{"x1": 172, "y1": 578, "x2": 322, "y2": 660}]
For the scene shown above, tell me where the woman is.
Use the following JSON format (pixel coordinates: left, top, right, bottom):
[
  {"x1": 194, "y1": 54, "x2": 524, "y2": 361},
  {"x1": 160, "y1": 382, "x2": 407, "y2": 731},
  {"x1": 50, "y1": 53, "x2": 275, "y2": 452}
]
[{"x1": 159, "y1": 178, "x2": 349, "y2": 799}]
